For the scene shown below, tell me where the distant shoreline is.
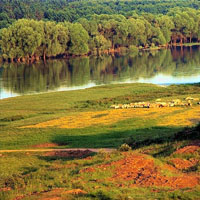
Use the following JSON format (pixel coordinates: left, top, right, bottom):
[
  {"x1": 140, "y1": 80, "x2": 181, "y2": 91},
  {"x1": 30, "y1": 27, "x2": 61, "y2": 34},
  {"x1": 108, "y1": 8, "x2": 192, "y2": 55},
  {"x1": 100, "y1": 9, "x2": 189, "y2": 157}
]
[{"x1": 1, "y1": 43, "x2": 200, "y2": 63}]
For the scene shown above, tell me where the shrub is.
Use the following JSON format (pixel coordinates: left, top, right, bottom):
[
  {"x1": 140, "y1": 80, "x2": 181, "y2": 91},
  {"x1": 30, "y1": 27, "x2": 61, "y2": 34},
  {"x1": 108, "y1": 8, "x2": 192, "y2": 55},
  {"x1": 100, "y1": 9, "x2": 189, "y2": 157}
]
[
  {"x1": 118, "y1": 143, "x2": 132, "y2": 152},
  {"x1": 97, "y1": 149, "x2": 109, "y2": 159}
]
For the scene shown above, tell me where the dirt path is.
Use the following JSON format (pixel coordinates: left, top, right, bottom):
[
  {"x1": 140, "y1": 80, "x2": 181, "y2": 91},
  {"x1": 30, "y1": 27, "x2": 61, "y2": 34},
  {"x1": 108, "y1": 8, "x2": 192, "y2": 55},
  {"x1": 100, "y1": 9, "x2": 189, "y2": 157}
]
[{"x1": 0, "y1": 148, "x2": 115, "y2": 153}]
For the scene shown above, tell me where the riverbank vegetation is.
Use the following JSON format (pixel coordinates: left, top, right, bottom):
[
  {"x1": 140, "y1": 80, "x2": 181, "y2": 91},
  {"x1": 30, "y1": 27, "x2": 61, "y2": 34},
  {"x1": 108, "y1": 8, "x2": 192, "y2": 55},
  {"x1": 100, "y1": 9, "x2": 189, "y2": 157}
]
[
  {"x1": 0, "y1": 83, "x2": 200, "y2": 199},
  {"x1": 1, "y1": 2, "x2": 200, "y2": 61}
]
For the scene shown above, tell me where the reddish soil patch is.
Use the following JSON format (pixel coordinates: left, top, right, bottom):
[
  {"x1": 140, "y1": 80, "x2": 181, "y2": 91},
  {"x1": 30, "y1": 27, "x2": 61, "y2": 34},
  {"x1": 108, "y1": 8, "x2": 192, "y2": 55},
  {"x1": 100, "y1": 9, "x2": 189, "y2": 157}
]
[
  {"x1": 174, "y1": 145, "x2": 200, "y2": 154},
  {"x1": 41, "y1": 197, "x2": 60, "y2": 200},
  {"x1": 0, "y1": 187, "x2": 12, "y2": 192},
  {"x1": 170, "y1": 158, "x2": 199, "y2": 170},
  {"x1": 44, "y1": 150, "x2": 92, "y2": 158},
  {"x1": 32, "y1": 143, "x2": 59, "y2": 148},
  {"x1": 82, "y1": 152, "x2": 199, "y2": 189}
]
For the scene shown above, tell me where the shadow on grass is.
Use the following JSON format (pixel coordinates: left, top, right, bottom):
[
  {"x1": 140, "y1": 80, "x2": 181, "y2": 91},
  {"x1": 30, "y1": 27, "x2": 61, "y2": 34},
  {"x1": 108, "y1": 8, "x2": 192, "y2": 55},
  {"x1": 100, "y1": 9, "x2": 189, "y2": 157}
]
[
  {"x1": 125, "y1": 124, "x2": 200, "y2": 157},
  {"x1": 127, "y1": 124, "x2": 200, "y2": 148},
  {"x1": 37, "y1": 123, "x2": 200, "y2": 162},
  {"x1": 50, "y1": 126, "x2": 182, "y2": 149}
]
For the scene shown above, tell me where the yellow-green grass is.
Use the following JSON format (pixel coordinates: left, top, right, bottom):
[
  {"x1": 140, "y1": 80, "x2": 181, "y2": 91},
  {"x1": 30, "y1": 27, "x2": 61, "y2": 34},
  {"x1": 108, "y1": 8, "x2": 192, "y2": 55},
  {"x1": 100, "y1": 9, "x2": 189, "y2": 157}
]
[
  {"x1": 1, "y1": 83, "x2": 200, "y2": 150},
  {"x1": 0, "y1": 150, "x2": 200, "y2": 200},
  {"x1": 1, "y1": 83, "x2": 200, "y2": 199}
]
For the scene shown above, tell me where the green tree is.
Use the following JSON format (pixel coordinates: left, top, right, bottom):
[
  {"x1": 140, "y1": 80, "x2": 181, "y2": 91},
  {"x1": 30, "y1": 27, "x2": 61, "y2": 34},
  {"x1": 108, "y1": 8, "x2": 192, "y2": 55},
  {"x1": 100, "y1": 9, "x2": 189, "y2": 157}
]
[
  {"x1": 0, "y1": 19, "x2": 43, "y2": 61},
  {"x1": 68, "y1": 23, "x2": 89, "y2": 56},
  {"x1": 157, "y1": 15, "x2": 174, "y2": 45}
]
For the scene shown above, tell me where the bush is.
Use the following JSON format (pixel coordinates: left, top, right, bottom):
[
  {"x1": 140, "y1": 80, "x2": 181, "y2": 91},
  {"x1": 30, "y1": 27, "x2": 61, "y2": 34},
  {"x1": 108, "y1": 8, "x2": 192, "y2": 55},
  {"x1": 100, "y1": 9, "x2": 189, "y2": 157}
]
[
  {"x1": 97, "y1": 149, "x2": 109, "y2": 159},
  {"x1": 118, "y1": 143, "x2": 132, "y2": 152}
]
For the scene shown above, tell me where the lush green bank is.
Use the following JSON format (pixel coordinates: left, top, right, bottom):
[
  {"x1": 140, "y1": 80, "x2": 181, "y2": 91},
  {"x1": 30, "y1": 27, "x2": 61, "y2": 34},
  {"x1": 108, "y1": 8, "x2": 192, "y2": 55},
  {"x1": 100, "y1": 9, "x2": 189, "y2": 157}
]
[
  {"x1": 1, "y1": 83, "x2": 200, "y2": 149},
  {"x1": 0, "y1": 83, "x2": 200, "y2": 199}
]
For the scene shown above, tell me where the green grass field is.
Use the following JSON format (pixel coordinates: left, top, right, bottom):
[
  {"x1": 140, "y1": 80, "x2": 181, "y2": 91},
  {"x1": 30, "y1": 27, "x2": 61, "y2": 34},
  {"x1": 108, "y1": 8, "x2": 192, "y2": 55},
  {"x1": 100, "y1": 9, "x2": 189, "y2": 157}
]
[{"x1": 0, "y1": 83, "x2": 200, "y2": 200}]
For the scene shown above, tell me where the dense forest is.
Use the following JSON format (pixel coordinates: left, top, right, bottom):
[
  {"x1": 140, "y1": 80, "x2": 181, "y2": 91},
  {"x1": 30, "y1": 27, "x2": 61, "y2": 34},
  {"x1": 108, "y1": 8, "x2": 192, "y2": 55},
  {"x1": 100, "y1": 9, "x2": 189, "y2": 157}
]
[
  {"x1": 1, "y1": 0, "x2": 200, "y2": 28},
  {"x1": 1, "y1": 0, "x2": 200, "y2": 61}
]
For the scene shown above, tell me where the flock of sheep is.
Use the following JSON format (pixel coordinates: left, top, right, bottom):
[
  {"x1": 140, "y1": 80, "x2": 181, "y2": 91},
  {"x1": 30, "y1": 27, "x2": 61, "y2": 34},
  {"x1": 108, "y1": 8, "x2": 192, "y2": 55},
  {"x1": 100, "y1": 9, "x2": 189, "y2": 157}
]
[{"x1": 110, "y1": 97, "x2": 200, "y2": 109}]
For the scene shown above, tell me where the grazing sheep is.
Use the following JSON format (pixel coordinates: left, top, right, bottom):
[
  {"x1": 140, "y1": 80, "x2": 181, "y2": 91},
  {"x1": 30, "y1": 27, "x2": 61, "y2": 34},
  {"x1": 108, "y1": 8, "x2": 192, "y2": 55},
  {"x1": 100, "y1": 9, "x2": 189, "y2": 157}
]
[
  {"x1": 193, "y1": 98, "x2": 199, "y2": 101},
  {"x1": 130, "y1": 103, "x2": 135, "y2": 108},
  {"x1": 169, "y1": 103, "x2": 175, "y2": 107},
  {"x1": 159, "y1": 102, "x2": 168, "y2": 107},
  {"x1": 114, "y1": 105, "x2": 120, "y2": 109},
  {"x1": 172, "y1": 99, "x2": 181, "y2": 105},
  {"x1": 110, "y1": 105, "x2": 116, "y2": 108},
  {"x1": 186, "y1": 97, "x2": 194, "y2": 101},
  {"x1": 118, "y1": 104, "x2": 123, "y2": 109},
  {"x1": 149, "y1": 103, "x2": 158, "y2": 108},
  {"x1": 143, "y1": 102, "x2": 150, "y2": 108},
  {"x1": 110, "y1": 97, "x2": 200, "y2": 110},
  {"x1": 187, "y1": 100, "x2": 192, "y2": 106},
  {"x1": 156, "y1": 99, "x2": 162, "y2": 102},
  {"x1": 122, "y1": 104, "x2": 130, "y2": 109}
]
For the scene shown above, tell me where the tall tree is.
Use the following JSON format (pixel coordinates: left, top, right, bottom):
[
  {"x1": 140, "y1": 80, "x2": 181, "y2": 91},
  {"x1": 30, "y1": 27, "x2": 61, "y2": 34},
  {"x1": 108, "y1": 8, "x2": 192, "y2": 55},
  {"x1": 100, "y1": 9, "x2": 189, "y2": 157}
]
[{"x1": 67, "y1": 23, "x2": 89, "y2": 56}]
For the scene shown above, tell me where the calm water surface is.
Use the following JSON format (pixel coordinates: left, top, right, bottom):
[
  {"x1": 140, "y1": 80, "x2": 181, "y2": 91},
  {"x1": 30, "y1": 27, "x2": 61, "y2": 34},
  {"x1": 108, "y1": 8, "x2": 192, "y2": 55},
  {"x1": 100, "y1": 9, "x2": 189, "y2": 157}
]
[{"x1": 1, "y1": 46, "x2": 200, "y2": 99}]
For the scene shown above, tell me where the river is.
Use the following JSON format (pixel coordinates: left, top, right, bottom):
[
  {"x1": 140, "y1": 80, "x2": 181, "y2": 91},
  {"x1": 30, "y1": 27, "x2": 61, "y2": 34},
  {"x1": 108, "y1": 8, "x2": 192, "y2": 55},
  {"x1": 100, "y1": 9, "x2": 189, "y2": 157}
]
[{"x1": 1, "y1": 46, "x2": 200, "y2": 99}]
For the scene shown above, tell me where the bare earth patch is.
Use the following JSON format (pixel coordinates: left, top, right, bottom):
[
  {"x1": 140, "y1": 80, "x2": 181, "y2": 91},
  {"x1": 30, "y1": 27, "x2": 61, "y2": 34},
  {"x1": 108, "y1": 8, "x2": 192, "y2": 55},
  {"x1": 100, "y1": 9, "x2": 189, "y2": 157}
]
[
  {"x1": 174, "y1": 145, "x2": 200, "y2": 154},
  {"x1": 170, "y1": 158, "x2": 199, "y2": 170},
  {"x1": 22, "y1": 106, "x2": 200, "y2": 129},
  {"x1": 0, "y1": 187, "x2": 12, "y2": 192},
  {"x1": 32, "y1": 143, "x2": 59, "y2": 148},
  {"x1": 82, "y1": 152, "x2": 200, "y2": 189},
  {"x1": 43, "y1": 150, "x2": 93, "y2": 158}
]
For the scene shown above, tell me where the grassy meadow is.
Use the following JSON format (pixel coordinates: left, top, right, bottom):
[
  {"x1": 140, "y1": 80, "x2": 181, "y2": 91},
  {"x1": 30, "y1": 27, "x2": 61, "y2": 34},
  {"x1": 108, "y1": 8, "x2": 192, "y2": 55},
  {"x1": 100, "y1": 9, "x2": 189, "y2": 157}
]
[{"x1": 0, "y1": 83, "x2": 200, "y2": 199}]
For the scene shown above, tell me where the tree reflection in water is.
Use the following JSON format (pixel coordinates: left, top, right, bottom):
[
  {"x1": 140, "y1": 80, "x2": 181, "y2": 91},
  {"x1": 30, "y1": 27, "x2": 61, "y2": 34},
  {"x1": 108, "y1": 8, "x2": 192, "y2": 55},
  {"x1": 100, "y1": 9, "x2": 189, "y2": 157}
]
[{"x1": 1, "y1": 46, "x2": 200, "y2": 98}]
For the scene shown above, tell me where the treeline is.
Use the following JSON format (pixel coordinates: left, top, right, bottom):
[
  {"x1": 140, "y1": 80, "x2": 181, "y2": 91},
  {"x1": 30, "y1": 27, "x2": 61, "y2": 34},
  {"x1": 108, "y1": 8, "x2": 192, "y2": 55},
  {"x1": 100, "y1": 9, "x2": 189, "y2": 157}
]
[
  {"x1": 0, "y1": 0, "x2": 200, "y2": 29},
  {"x1": 1, "y1": 8, "x2": 200, "y2": 62}
]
